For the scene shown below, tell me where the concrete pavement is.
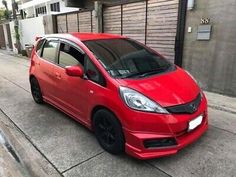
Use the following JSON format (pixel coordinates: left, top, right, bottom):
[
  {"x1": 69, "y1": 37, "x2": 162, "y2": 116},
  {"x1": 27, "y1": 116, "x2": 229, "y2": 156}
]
[
  {"x1": 0, "y1": 50, "x2": 235, "y2": 177},
  {"x1": 0, "y1": 110, "x2": 61, "y2": 177}
]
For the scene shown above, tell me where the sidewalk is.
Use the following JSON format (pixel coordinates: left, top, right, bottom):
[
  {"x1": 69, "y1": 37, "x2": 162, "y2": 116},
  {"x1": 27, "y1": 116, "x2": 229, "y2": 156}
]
[
  {"x1": 0, "y1": 49, "x2": 29, "y2": 60},
  {"x1": 205, "y1": 91, "x2": 236, "y2": 114}
]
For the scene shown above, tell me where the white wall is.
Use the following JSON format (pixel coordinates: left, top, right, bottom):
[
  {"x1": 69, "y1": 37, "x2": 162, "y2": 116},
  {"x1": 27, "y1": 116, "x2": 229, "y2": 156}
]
[
  {"x1": 19, "y1": 16, "x2": 45, "y2": 49},
  {"x1": 8, "y1": 17, "x2": 45, "y2": 53}
]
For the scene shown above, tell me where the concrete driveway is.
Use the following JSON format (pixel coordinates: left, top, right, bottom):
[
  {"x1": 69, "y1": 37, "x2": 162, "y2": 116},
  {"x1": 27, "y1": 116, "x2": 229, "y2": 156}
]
[{"x1": 0, "y1": 51, "x2": 235, "y2": 177}]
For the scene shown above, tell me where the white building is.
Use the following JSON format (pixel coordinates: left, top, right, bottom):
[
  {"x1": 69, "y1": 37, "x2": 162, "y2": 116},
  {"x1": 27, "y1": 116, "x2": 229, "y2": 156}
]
[{"x1": 18, "y1": 0, "x2": 79, "y2": 18}]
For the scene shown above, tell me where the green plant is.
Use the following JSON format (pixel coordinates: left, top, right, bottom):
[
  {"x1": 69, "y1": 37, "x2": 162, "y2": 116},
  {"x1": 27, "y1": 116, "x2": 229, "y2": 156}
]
[
  {"x1": 13, "y1": 21, "x2": 22, "y2": 54},
  {"x1": 0, "y1": 8, "x2": 4, "y2": 21},
  {"x1": 4, "y1": 9, "x2": 11, "y2": 19},
  {"x1": 14, "y1": 25, "x2": 20, "y2": 41}
]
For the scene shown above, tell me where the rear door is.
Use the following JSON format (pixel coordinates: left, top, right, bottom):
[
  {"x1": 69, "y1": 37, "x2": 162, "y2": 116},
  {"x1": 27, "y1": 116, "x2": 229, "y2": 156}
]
[{"x1": 37, "y1": 39, "x2": 59, "y2": 101}]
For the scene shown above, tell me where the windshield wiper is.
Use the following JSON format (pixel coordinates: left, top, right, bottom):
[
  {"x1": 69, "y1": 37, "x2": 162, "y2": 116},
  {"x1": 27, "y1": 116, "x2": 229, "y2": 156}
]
[
  {"x1": 121, "y1": 64, "x2": 171, "y2": 79},
  {"x1": 120, "y1": 71, "x2": 147, "y2": 79}
]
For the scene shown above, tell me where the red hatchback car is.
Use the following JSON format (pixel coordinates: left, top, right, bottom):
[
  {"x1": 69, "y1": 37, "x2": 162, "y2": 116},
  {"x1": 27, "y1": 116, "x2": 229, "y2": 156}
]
[{"x1": 29, "y1": 33, "x2": 208, "y2": 159}]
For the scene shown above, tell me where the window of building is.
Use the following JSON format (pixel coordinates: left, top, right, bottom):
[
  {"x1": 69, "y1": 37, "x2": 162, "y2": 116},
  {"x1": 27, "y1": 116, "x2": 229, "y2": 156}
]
[
  {"x1": 58, "y1": 42, "x2": 84, "y2": 67},
  {"x1": 36, "y1": 6, "x2": 47, "y2": 16},
  {"x1": 42, "y1": 40, "x2": 59, "y2": 63},
  {"x1": 50, "y1": 2, "x2": 60, "y2": 12}
]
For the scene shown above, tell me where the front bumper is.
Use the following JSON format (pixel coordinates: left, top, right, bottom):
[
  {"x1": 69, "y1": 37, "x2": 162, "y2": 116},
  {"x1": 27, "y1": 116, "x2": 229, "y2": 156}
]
[
  {"x1": 124, "y1": 117, "x2": 208, "y2": 159},
  {"x1": 122, "y1": 96, "x2": 208, "y2": 159}
]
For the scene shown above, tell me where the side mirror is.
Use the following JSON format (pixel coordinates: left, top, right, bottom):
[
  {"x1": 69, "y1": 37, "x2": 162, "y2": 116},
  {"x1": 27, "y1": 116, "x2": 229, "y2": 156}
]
[{"x1": 65, "y1": 65, "x2": 83, "y2": 77}]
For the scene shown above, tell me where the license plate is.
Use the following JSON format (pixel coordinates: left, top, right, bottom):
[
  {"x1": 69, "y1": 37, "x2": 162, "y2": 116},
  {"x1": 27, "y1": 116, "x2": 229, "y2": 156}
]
[{"x1": 188, "y1": 115, "x2": 203, "y2": 131}]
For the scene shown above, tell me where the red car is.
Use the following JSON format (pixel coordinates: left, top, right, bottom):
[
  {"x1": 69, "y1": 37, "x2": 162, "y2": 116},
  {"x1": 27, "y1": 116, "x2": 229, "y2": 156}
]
[{"x1": 29, "y1": 33, "x2": 208, "y2": 159}]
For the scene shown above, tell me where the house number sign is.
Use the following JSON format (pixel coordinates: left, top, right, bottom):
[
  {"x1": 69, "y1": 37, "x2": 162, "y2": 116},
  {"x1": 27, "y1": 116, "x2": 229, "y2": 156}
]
[{"x1": 201, "y1": 18, "x2": 210, "y2": 24}]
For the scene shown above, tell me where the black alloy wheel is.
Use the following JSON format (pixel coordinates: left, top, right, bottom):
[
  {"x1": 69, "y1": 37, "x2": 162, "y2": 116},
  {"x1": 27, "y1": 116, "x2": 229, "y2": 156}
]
[
  {"x1": 30, "y1": 77, "x2": 44, "y2": 104},
  {"x1": 93, "y1": 109, "x2": 124, "y2": 154}
]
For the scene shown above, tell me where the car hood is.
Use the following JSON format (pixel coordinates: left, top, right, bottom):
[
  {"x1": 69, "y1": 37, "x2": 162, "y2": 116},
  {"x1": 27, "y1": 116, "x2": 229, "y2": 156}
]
[{"x1": 116, "y1": 67, "x2": 200, "y2": 107}]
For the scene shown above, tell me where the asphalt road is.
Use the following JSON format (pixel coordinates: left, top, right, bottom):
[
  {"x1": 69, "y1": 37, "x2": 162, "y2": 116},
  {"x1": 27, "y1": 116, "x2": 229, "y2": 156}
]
[{"x1": 0, "y1": 51, "x2": 235, "y2": 177}]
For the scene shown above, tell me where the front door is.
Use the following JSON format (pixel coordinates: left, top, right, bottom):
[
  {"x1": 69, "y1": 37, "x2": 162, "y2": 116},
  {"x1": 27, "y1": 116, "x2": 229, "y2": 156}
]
[{"x1": 53, "y1": 41, "x2": 89, "y2": 121}]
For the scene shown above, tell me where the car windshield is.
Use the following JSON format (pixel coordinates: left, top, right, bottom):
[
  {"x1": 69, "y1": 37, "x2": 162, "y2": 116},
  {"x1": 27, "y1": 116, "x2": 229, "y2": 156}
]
[{"x1": 84, "y1": 39, "x2": 174, "y2": 79}]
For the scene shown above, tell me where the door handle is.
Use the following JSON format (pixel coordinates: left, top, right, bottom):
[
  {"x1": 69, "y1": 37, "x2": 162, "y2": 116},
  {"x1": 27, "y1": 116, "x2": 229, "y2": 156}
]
[{"x1": 55, "y1": 72, "x2": 61, "y2": 79}]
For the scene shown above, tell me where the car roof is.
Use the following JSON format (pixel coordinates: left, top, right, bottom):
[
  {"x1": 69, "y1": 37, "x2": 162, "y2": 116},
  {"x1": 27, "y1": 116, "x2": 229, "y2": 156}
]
[
  {"x1": 71, "y1": 32, "x2": 126, "y2": 41},
  {"x1": 43, "y1": 32, "x2": 126, "y2": 42}
]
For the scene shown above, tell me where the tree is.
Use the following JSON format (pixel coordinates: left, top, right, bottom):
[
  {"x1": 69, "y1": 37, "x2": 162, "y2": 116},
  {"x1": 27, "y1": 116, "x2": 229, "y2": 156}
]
[
  {"x1": 2, "y1": 0, "x2": 11, "y2": 20},
  {"x1": 2, "y1": 0, "x2": 8, "y2": 10}
]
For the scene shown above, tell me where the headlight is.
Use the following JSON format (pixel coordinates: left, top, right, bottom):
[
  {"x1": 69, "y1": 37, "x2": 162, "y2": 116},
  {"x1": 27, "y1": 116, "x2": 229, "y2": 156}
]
[{"x1": 119, "y1": 86, "x2": 168, "y2": 113}]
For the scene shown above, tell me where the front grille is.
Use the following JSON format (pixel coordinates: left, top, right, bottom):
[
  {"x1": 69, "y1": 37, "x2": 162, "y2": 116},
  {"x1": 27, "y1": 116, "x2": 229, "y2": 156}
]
[{"x1": 166, "y1": 93, "x2": 201, "y2": 114}]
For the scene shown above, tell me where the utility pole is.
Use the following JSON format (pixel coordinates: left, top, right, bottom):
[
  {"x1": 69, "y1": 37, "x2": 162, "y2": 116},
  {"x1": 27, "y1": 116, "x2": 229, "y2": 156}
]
[
  {"x1": 12, "y1": 0, "x2": 21, "y2": 54},
  {"x1": 12, "y1": 0, "x2": 17, "y2": 19},
  {"x1": 94, "y1": 1, "x2": 103, "y2": 33}
]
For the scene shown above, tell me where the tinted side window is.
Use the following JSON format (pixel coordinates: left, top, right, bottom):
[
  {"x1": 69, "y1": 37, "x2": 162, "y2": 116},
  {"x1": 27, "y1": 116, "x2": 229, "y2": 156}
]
[
  {"x1": 59, "y1": 43, "x2": 84, "y2": 67},
  {"x1": 42, "y1": 40, "x2": 59, "y2": 63},
  {"x1": 36, "y1": 39, "x2": 45, "y2": 56},
  {"x1": 85, "y1": 57, "x2": 106, "y2": 86}
]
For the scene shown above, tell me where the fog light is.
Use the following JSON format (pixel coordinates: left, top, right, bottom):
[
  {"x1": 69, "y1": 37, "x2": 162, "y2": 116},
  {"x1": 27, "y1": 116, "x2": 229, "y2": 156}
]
[{"x1": 143, "y1": 138, "x2": 177, "y2": 148}]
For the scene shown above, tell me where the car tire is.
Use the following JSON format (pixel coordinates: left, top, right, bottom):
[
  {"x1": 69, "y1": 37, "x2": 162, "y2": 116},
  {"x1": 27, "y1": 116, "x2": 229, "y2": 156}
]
[
  {"x1": 93, "y1": 109, "x2": 125, "y2": 154},
  {"x1": 30, "y1": 77, "x2": 44, "y2": 104}
]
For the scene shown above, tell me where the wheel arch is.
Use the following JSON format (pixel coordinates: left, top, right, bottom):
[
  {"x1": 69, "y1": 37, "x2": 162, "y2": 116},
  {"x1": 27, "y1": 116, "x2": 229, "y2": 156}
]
[
  {"x1": 29, "y1": 74, "x2": 36, "y2": 81},
  {"x1": 90, "y1": 105, "x2": 122, "y2": 131}
]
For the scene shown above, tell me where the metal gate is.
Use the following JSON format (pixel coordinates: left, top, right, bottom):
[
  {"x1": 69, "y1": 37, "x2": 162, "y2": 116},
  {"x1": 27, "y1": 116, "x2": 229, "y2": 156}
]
[
  {"x1": 56, "y1": 10, "x2": 95, "y2": 33},
  {"x1": 55, "y1": 0, "x2": 179, "y2": 62},
  {"x1": 103, "y1": 0, "x2": 179, "y2": 62},
  {"x1": 6, "y1": 24, "x2": 13, "y2": 49}
]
